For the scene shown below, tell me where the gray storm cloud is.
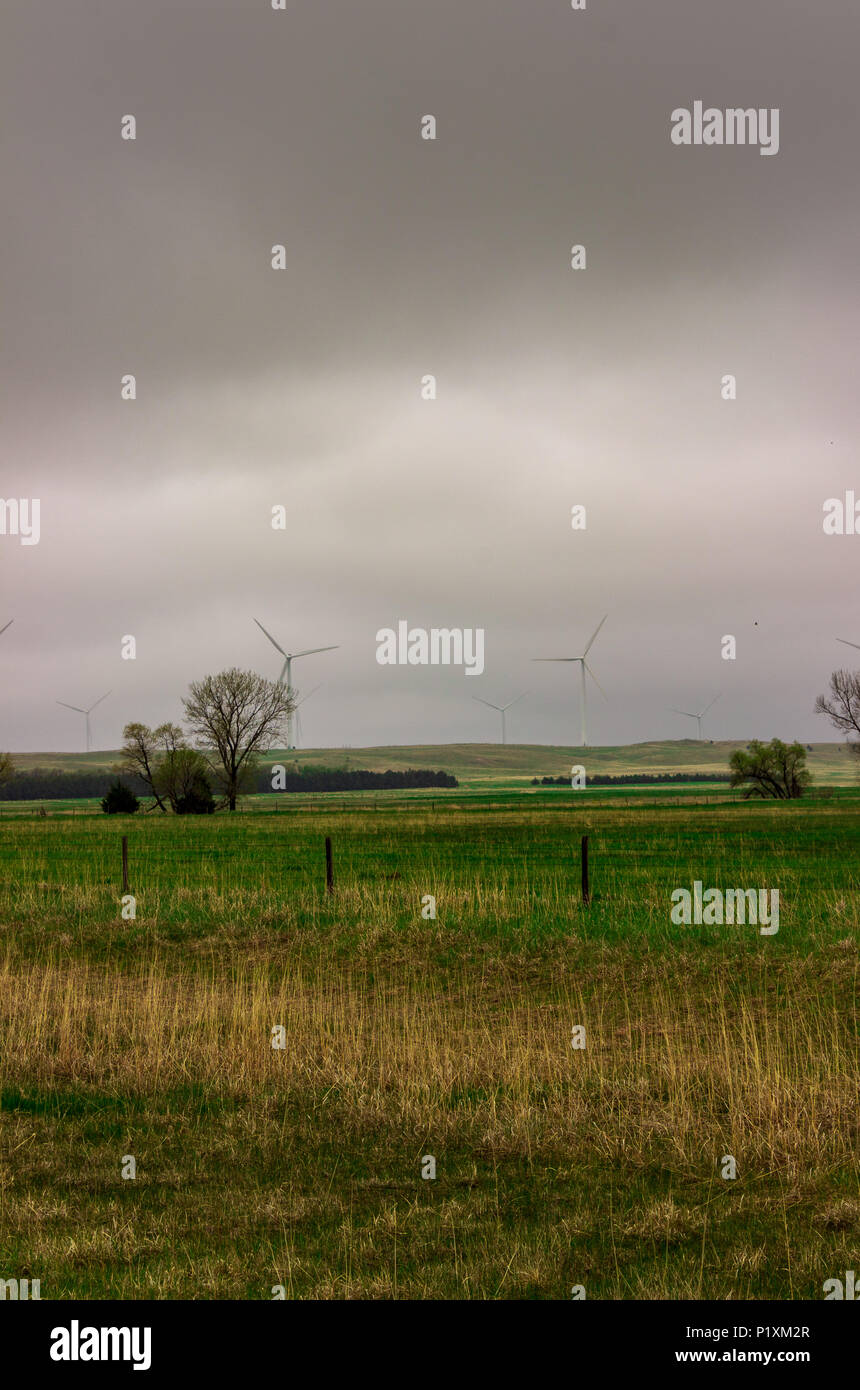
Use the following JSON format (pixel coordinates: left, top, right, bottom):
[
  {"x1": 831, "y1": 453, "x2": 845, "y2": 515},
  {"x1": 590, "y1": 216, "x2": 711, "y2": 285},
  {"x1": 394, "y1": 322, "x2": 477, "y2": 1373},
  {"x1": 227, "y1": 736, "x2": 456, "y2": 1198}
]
[{"x1": 2, "y1": 0, "x2": 858, "y2": 750}]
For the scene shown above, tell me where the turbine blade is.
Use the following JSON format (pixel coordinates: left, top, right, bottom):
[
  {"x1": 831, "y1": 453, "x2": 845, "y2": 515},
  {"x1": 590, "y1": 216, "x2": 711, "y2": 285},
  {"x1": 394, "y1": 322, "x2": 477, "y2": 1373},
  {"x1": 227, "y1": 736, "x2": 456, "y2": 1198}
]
[
  {"x1": 501, "y1": 692, "x2": 529, "y2": 710},
  {"x1": 87, "y1": 691, "x2": 111, "y2": 712},
  {"x1": 584, "y1": 661, "x2": 608, "y2": 699},
  {"x1": 472, "y1": 697, "x2": 501, "y2": 711},
  {"x1": 836, "y1": 638, "x2": 860, "y2": 650},
  {"x1": 291, "y1": 646, "x2": 339, "y2": 659},
  {"x1": 253, "y1": 618, "x2": 287, "y2": 657},
  {"x1": 0, "y1": 619, "x2": 13, "y2": 636},
  {"x1": 669, "y1": 708, "x2": 696, "y2": 719},
  {"x1": 700, "y1": 694, "x2": 721, "y2": 717},
  {"x1": 532, "y1": 658, "x2": 576, "y2": 662},
  {"x1": 582, "y1": 614, "x2": 608, "y2": 657},
  {"x1": 294, "y1": 684, "x2": 322, "y2": 709},
  {"x1": 57, "y1": 701, "x2": 86, "y2": 713}
]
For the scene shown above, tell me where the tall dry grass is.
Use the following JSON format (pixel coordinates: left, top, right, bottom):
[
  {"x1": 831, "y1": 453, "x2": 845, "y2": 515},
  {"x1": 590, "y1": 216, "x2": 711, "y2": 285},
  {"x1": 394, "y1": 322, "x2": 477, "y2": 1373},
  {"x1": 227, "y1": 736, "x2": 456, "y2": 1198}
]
[{"x1": 2, "y1": 947, "x2": 855, "y2": 1173}]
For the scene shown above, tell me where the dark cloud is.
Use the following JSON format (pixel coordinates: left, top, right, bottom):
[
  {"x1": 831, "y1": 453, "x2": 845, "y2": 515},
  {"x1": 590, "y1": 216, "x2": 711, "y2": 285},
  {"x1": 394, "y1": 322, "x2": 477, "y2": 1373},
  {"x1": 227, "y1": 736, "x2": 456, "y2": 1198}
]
[{"x1": 2, "y1": 1, "x2": 858, "y2": 750}]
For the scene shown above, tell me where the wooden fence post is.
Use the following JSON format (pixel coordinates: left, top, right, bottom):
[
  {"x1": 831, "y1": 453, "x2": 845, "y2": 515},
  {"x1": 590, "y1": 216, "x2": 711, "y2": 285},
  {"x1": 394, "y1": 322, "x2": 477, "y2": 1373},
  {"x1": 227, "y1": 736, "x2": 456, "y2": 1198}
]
[
  {"x1": 121, "y1": 835, "x2": 130, "y2": 894},
  {"x1": 325, "y1": 835, "x2": 334, "y2": 894},
  {"x1": 581, "y1": 834, "x2": 590, "y2": 906}
]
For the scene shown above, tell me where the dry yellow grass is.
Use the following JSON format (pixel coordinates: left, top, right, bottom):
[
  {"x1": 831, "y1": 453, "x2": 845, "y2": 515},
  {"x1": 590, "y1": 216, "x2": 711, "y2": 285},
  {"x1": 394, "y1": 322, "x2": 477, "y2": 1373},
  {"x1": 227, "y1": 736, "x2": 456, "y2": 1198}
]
[{"x1": 1, "y1": 947, "x2": 855, "y2": 1172}]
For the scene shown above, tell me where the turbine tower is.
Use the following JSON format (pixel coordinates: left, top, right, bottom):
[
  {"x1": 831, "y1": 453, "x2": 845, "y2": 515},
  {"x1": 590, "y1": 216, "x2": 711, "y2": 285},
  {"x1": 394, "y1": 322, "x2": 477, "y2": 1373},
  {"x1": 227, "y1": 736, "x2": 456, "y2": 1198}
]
[
  {"x1": 254, "y1": 619, "x2": 338, "y2": 749},
  {"x1": 0, "y1": 619, "x2": 12, "y2": 637},
  {"x1": 56, "y1": 691, "x2": 111, "y2": 753},
  {"x1": 669, "y1": 694, "x2": 721, "y2": 742},
  {"x1": 471, "y1": 692, "x2": 527, "y2": 745},
  {"x1": 533, "y1": 615, "x2": 607, "y2": 748}
]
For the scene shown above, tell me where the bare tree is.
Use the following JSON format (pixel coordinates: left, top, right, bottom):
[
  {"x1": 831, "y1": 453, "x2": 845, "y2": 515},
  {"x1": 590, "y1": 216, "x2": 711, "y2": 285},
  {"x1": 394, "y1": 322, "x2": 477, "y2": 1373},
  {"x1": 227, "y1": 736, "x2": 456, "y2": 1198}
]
[
  {"x1": 182, "y1": 668, "x2": 293, "y2": 811},
  {"x1": 729, "y1": 739, "x2": 811, "y2": 799},
  {"x1": 118, "y1": 722, "x2": 187, "y2": 811},
  {"x1": 815, "y1": 670, "x2": 860, "y2": 759}
]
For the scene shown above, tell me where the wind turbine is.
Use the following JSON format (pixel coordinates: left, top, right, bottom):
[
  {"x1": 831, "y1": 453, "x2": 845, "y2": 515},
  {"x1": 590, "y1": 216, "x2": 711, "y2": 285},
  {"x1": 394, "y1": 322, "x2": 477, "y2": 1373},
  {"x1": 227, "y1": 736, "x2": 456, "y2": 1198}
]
[
  {"x1": 253, "y1": 619, "x2": 338, "y2": 749},
  {"x1": 837, "y1": 637, "x2": 860, "y2": 651},
  {"x1": 0, "y1": 620, "x2": 12, "y2": 637},
  {"x1": 472, "y1": 692, "x2": 528, "y2": 745},
  {"x1": 669, "y1": 694, "x2": 721, "y2": 742},
  {"x1": 533, "y1": 615, "x2": 608, "y2": 748},
  {"x1": 56, "y1": 691, "x2": 111, "y2": 753}
]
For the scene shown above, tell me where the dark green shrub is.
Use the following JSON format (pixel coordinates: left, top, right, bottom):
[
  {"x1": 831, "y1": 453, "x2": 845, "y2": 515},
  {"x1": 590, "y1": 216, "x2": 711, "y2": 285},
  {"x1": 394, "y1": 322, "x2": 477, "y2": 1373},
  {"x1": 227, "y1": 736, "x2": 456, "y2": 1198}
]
[{"x1": 101, "y1": 780, "x2": 140, "y2": 814}]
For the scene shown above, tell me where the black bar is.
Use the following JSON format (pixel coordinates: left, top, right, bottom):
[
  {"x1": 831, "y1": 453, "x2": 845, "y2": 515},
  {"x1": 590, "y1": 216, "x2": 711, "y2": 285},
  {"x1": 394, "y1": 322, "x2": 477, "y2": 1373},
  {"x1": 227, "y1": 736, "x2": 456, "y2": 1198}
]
[{"x1": 10, "y1": 1299, "x2": 850, "y2": 1375}]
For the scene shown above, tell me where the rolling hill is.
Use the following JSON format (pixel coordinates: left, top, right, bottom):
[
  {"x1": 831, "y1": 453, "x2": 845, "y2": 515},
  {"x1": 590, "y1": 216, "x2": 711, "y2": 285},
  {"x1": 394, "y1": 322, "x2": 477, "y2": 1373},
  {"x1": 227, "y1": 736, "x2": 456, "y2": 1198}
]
[{"x1": 5, "y1": 740, "x2": 857, "y2": 785}]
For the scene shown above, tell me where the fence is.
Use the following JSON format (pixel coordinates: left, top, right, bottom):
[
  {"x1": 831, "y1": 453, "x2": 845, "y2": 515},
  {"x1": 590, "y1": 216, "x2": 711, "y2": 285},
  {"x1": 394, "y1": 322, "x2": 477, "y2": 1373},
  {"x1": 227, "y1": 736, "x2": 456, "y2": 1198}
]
[
  {"x1": 0, "y1": 815, "x2": 599, "y2": 909},
  {"x1": 106, "y1": 831, "x2": 593, "y2": 906}
]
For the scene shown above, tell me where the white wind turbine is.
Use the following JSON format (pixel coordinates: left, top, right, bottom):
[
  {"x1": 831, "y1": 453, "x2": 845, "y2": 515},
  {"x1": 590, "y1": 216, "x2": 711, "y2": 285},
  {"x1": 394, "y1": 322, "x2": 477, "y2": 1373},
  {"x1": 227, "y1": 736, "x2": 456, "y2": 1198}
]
[
  {"x1": 56, "y1": 691, "x2": 111, "y2": 753},
  {"x1": 533, "y1": 615, "x2": 608, "y2": 748},
  {"x1": 471, "y1": 692, "x2": 528, "y2": 745},
  {"x1": 669, "y1": 693, "x2": 721, "y2": 742},
  {"x1": 253, "y1": 619, "x2": 338, "y2": 749}
]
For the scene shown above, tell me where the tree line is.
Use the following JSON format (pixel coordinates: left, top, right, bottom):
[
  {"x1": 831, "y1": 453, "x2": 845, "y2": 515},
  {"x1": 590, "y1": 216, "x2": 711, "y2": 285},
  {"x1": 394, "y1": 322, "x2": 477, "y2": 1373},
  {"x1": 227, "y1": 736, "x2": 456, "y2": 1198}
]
[
  {"x1": 267, "y1": 767, "x2": 457, "y2": 792},
  {"x1": 532, "y1": 742, "x2": 814, "y2": 798},
  {"x1": 0, "y1": 768, "x2": 150, "y2": 802},
  {"x1": 0, "y1": 764, "x2": 458, "y2": 803}
]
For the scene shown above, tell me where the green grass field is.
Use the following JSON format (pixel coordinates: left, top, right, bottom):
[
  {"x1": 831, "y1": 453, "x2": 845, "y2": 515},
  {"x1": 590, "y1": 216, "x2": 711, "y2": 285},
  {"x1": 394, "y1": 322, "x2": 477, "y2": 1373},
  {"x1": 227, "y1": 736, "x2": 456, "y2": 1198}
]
[{"x1": 0, "y1": 780, "x2": 857, "y2": 1299}]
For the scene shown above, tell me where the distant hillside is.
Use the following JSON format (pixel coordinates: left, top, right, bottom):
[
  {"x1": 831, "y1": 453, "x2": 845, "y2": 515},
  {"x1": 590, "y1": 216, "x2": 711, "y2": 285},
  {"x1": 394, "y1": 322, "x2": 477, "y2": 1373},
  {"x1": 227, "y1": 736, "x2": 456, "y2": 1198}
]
[{"x1": 6, "y1": 741, "x2": 858, "y2": 785}]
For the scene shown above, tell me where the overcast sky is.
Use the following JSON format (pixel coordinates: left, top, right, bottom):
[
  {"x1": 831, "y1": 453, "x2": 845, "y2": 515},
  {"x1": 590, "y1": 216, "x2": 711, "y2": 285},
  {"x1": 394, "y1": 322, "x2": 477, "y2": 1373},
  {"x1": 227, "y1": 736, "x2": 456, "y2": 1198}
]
[{"x1": 2, "y1": 0, "x2": 858, "y2": 753}]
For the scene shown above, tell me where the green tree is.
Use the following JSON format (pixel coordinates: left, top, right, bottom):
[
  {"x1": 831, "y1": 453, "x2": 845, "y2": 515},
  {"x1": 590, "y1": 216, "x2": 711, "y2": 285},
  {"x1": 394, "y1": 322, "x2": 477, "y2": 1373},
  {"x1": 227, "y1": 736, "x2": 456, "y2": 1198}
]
[
  {"x1": 153, "y1": 747, "x2": 215, "y2": 814},
  {"x1": 101, "y1": 779, "x2": 140, "y2": 814},
  {"x1": 729, "y1": 738, "x2": 811, "y2": 799}
]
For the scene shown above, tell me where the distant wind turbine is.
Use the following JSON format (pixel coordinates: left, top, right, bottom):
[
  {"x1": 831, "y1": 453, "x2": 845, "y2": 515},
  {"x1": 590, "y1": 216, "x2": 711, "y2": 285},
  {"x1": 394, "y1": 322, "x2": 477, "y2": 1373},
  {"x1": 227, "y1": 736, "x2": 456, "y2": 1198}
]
[
  {"x1": 532, "y1": 615, "x2": 608, "y2": 747},
  {"x1": 253, "y1": 619, "x2": 338, "y2": 749},
  {"x1": 472, "y1": 692, "x2": 528, "y2": 745},
  {"x1": 669, "y1": 694, "x2": 721, "y2": 742},
  {"x1": 56, "y1": 691, "x2": 111, "y2": 753}
]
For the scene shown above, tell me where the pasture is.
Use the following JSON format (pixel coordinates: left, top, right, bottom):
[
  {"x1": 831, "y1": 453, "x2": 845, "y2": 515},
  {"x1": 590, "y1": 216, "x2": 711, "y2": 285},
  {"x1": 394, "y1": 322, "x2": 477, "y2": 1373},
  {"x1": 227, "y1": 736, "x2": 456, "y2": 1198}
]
[{"x1": 0, "y1": 790, "x2": 857, "y2": 1299}]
